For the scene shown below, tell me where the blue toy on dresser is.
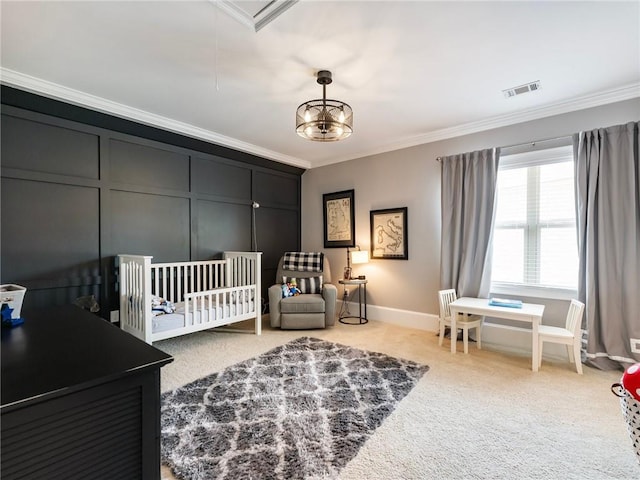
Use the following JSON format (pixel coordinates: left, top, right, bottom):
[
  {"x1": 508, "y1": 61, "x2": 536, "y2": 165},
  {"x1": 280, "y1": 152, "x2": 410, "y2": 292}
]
[{"x1": 1, "y1": 304, "x2": 24, "y2": 327}]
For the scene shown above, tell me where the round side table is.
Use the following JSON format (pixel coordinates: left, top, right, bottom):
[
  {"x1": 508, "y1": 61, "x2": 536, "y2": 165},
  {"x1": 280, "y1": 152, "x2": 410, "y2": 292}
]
[{"x1": 338, "y1": 278, "x2": 368, "y2": 325}]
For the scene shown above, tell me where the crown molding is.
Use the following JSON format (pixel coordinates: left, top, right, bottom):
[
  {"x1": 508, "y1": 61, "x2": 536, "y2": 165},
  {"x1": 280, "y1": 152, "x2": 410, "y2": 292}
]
[
  {"x1": 2, "y1": 67, "x2": 637, "y2": 171},
  {"x1": 315, "y1": 82, "x2": 640, "y2": 168},
  {"x1": 0, "y1": 68, "x2": 311, "y2": 170}
]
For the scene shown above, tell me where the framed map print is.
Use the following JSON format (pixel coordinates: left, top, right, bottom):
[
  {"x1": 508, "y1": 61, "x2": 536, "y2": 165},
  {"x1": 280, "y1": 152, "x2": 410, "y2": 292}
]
[
  {"x1": 370, "y1": 207, "x2": 408, "y2": 259},
  {"x1": 323, "y1": 189, "x2": 355, "y2": 248}
]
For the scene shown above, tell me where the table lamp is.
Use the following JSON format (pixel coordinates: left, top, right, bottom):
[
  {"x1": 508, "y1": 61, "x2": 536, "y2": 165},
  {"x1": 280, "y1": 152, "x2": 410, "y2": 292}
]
[{"x1": 344, "y1": 245, "x2": 369, "y2": 279}]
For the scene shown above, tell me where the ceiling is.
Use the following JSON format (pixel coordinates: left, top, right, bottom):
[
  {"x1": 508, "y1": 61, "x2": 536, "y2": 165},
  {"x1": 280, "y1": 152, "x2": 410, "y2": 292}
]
[{"x1": 1, "y1": 1, "x2": 639, "y2": 170}]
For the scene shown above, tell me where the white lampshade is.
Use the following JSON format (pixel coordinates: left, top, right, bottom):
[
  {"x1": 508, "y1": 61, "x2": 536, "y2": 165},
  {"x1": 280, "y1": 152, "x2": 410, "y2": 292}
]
[{"x1": 351, "y1": 250, "x2": 369, "y2": 265}]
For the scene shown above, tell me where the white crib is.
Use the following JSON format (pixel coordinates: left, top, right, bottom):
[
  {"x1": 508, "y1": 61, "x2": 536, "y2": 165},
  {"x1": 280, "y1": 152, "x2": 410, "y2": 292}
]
[{"x1": 118, "y1": 251, "x2": 261, "y2": 344}]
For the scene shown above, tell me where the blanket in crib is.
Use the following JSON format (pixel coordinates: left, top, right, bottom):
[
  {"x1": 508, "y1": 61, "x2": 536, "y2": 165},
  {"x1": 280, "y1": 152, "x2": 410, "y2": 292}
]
[
  {"x1": 283, "y1": 252, "x2": 324, "y2": 272},
  {"x1": 152, "y1": 295, "x2": 176, "y2": 316}
]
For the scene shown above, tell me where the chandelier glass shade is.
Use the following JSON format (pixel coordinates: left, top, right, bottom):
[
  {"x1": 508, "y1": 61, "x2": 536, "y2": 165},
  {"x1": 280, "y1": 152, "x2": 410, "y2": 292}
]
[{"x1": 296, "y1": 70, "x2": 353, "y2": 142}]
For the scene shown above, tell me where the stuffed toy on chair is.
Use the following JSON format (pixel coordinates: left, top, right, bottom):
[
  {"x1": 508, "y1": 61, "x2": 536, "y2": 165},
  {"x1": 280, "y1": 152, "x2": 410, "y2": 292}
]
[{"x1": 282, "y1": 282, "x2": 301, "y2": 298}]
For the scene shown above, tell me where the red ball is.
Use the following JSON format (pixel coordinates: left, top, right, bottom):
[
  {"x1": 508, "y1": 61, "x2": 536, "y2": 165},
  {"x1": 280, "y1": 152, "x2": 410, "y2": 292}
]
[{"x1": 622, "y1": 363, "x2": 640, "y2": 402}]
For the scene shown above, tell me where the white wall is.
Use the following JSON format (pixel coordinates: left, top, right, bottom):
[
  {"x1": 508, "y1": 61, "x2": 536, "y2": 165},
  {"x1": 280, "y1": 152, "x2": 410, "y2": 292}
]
[{"x1": 301, "y1": 98, "x2": 640, "y2": 352}]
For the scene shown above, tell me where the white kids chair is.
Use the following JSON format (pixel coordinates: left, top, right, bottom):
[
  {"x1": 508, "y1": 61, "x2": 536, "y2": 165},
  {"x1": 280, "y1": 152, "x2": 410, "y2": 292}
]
[
  {"x1": 537, "y1": 299, "x2": 585, "y2": 374},
  {"x1": 438, "y1": 289, "x2": 483, "y2": 354}
]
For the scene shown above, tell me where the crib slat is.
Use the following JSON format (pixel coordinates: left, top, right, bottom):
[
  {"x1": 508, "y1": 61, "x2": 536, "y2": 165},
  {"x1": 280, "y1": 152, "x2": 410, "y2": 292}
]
[
  {"x1": 177, "y1": 265, "x2": 182, "y2": 303},
  {"x1": 243, "y1": 257, "x2": 247, "y2": 285},
  {"x1": 134, "y1": 262, "x2": 140, "y2": 331},
  {"x1": 196, "y1": 288, "x2": 200, "y2": 325},
  {"x1": 132, "y1": 263, "x2": 137, "y2": 330},
  {"x1": 168, "y1": 266, "x2": 173, "y2": 304},
  {"x1": 152, "y1": 267, "x2": 158, "y2": 300}
]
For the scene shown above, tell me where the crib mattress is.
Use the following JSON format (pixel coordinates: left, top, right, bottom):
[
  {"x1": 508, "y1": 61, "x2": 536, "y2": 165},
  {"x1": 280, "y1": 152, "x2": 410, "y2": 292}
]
[{"x1": 152, "y1": 301, "x2": 255, "y2": 334}]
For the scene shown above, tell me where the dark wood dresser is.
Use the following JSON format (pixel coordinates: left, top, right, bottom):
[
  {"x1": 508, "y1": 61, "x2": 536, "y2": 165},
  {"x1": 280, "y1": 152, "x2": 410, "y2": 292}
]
[{"x1": 1, "y1": 305, "x2": 173, "y2": 479}]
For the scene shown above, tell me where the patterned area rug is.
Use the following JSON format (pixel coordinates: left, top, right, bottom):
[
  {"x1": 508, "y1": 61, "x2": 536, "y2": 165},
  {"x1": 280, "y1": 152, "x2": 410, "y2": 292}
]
[{"x1": 161, "y1": 336, "x2": 429, "y2": 480}]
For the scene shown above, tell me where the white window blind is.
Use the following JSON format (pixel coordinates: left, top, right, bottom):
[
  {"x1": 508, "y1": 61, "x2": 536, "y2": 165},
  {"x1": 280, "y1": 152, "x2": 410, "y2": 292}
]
[{"x1": 491, "y1": 145, "x2": 578, "y2": 291}]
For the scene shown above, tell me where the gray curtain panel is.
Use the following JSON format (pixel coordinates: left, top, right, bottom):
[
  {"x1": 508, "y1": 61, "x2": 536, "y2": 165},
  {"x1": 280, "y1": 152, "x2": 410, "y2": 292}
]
[
  {"x1": 440, "y1": 148, "x2": 500, "y2": 298},
  {"x1": 574, "y1": 121, "x2": 640, "y2": 370}
]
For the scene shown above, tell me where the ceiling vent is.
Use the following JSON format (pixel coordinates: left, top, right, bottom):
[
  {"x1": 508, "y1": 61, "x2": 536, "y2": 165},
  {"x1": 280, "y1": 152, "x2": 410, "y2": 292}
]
[
  {"x1": 503, "y1": 80, "x2": 542, "y2": 99},
  {"x1": 215, "y1": 0, "x2": 298, "y2": 32}
]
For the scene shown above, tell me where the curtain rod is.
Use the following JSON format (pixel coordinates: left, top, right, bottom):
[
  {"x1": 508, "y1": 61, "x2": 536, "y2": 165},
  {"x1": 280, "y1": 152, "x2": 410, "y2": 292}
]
[
  {"x1": 500, "y1": 134, "x2": 573, "y2": 150},
  {"x1": 435, "y1": 134, "x2": 573, "y2": 162}
]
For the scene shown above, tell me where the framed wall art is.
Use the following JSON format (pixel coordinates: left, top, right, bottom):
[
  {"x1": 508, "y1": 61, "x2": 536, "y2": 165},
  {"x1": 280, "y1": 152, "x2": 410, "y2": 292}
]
[
  {"x1": 370, "y1": 207, "x2": 408, "y2": 260},
  {"x1": 323, "y1": 189, "x2": 355, "y2": 248}
]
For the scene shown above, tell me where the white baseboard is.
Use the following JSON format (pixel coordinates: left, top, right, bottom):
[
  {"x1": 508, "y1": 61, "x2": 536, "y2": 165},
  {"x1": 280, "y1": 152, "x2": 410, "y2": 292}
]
[
  {"x1": 341, "y1": 301, "x2": 570, "y2": 362},
  {"x1": 339, "y1": 301, "x2": 439, "y2": 331}
]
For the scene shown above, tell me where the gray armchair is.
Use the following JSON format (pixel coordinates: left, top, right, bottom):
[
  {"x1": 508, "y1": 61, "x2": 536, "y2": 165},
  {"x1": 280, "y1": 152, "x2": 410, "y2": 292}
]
[{"x1": 268, "y1": 254, "x2": 337, "y2": 329}]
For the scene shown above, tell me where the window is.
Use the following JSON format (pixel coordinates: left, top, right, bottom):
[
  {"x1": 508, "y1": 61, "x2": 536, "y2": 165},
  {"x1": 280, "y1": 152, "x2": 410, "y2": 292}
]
[{"x1": 491, "y1": 145, "x2": 578, "y2": 295}]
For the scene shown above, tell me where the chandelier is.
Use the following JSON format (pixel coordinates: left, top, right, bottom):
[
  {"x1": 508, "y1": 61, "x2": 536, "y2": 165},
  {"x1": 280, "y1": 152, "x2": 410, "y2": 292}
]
[{"x1": 296, "y1": 70, "x2": 353, "y2": 142}]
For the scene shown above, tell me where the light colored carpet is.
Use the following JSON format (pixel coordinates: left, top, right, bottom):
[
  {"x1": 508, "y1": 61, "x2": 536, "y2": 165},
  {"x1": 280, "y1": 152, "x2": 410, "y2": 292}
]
[{"x1": 157, "y1": 317, "x2": 638, "y2": 479}]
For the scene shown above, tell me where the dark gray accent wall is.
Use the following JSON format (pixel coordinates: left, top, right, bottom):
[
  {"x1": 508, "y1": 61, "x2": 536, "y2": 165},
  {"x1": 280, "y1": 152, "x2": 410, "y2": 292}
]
[
  {"x1": 1, "y1": 89, "x2": 302, "y2": 317},
  {"x1": 109, "y1": 190, "x2": 191, "y2": 261},
  {"x1": 2, "y1": 114, "x2": 100, "y2": 179},
  {"x1": 109, "y1": 139, "x2": 190, "y2": 190}
]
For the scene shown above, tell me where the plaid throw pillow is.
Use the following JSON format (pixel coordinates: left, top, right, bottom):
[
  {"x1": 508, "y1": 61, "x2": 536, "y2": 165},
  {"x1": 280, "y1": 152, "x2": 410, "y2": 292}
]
[
  {"x1": 283, "y1": 276, "x2": 323, "y2": 294},
  {"x1": 282, "y1": 252, "x2": 324, "y2": 272}
]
